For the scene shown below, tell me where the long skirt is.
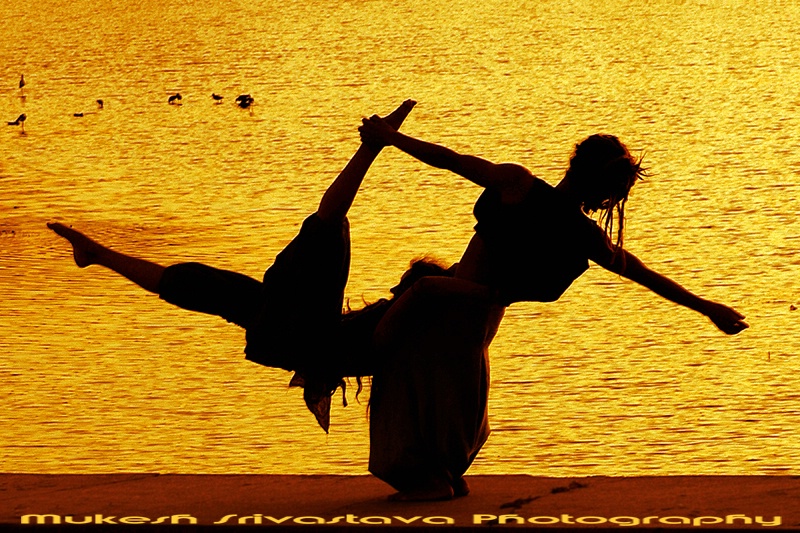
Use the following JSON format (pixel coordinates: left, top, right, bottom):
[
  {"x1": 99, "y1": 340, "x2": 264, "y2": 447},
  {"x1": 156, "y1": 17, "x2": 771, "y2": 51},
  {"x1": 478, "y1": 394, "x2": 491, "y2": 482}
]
[{"x1": 368, "y1": 277, "x2": 503, "y2": 492}]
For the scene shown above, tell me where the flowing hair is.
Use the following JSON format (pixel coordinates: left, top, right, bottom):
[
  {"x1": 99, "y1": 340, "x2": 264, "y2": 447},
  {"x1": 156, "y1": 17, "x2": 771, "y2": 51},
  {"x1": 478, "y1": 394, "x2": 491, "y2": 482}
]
[{"x1": 565, "y1": 134, "x2": 647, "y2": 261}]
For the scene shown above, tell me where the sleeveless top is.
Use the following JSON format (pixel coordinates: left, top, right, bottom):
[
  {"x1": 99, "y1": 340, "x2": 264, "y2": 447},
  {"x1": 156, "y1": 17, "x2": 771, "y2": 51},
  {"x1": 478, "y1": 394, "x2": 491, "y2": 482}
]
[{"x1": 473, "y1": 177, "x2": 600, "y2": 306}]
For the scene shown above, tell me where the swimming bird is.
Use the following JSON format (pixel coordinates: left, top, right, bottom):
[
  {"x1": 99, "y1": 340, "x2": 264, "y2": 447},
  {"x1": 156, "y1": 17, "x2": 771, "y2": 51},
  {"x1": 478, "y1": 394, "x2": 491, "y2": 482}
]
[
  {"x1": 168, "y1": 93, "x2": 182, "y2": 105},
  {"x1": 8, "y1": 113, "x2": 26, "y2": 131},
  {"x1": 211, "y1": 93, "x2": 224, "y2": 102},
  {"x1": 97, "y1": 99, "x2": 104, "y2": 109},
  {"x1": 235, "y1": 94, "x2": 254, "y2": 108}
]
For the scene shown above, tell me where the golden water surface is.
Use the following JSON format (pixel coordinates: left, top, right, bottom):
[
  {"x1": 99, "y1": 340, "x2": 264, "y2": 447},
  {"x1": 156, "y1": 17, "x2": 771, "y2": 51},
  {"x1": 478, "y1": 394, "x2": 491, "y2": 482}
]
[{"x1": 1, "y1": 0, "x2": 799, "y2": 475}]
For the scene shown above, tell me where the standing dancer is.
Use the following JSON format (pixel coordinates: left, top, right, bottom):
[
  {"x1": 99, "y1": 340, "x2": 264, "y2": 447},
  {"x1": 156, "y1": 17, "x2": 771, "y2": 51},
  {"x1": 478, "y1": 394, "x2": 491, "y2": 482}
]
[{"x1": 360, "y1": 113, "x2": 748, "y2": 501}]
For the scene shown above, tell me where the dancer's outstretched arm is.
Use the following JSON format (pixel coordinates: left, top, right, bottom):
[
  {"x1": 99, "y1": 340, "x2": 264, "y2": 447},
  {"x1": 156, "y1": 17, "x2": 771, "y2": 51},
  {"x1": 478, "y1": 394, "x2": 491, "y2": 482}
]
[
  {"x1": 358, "y1": 113, "x2": 532, "y2": 202},
  {"x1": 588, "y1": 237, "x2": 749, "y2": 335},
  {"x1": 317, "y1": 99, "x2": 416, "y2": 223}
]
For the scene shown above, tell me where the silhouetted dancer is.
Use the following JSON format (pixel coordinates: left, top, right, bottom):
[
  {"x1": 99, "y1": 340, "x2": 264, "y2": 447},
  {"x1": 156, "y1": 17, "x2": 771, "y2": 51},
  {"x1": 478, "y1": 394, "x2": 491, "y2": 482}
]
[
  {"x1": 47, "y1": 100, "x2": 417, "y2": 435},
  {"x1": 235, "y1": 94, "x2": 254, "y2": 108},
  {"x1": 7, "y1": 113, "x2": 26, "y2": 132},
  {"x1": 211, "y1": 93, "x2": 224, "y2": 102},
  {"x1": 359, "y1": 112, "x2": 748, "y2": 502},
  {"x1": 168, "y1": 93, "x2": 182, "y2": 105}
]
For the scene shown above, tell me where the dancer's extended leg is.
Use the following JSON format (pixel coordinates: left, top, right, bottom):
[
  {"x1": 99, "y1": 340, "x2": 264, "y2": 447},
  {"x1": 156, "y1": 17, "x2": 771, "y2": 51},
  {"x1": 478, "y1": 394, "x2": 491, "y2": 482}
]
[
  {"x1": 316, "y1": 99, "x2": 415, "y2": 223},
  {"x1": 47, "y1": 222, "x2": 164, "y2": 293},
  {"x1": 48, "y1": 222, "x2": 261, "y2": 328}
]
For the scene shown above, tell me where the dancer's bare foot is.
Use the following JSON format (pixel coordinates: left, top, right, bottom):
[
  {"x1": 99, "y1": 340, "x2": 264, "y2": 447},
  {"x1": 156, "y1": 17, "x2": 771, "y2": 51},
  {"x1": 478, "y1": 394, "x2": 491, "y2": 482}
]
[
  {"x1": 47, "y1": 222, "x2": 102, "y2": 268},
  {"x1": 387, "y1": 477, "x2": 454, "y2": 502},
  {"x1": 382, "y1": 99, "x2": 416, "y2": 130},
  {"x1": 452, "y1": 477, "x2": 470, "y2": 498},
  {"x1": 359, "y1": 99, "x2": 416, "y2": 153}
]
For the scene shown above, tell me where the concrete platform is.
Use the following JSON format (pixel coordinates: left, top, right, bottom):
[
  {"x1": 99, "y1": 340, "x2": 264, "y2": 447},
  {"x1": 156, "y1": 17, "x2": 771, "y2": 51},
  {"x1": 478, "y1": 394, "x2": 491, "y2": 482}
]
[{"x1": 1, "y1": 474, "x2": 798, "y2": 530}]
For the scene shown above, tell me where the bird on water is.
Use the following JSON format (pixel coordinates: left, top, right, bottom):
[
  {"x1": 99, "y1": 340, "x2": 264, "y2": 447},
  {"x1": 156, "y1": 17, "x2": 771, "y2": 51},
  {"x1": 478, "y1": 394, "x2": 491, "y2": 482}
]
[
  {"x1": 211, "y1": 93, "x2": 224, "y2": 102},
  {"x1": 8, "y1": 113, "x2": 26, "y2": 132},
  {"x1": 168, "y1": 93, "x2": 182, "y2": 104},
  {"x1": 235, "y1": 94, "x2": 254, "y2": 109},
  {"x1": 19, "y1": 74, "x2": 25, "y2": 91}
]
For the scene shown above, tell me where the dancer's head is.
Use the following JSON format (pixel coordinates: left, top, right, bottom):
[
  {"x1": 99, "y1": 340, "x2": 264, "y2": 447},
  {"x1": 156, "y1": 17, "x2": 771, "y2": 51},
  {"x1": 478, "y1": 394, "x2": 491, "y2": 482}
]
[
  {"x1": 341, "y1": 257, "x2": 454, "y2": 398},
  {"x1": 565, "y1": 134, "x2": 646, "y2": 251},
  {"x1": 343, "y1": 257, "x2": 455, "y2": 400},
  {"x1": 389, "y1": 256, "x2": 455, "y2": 297},
  {"x1": 344, "y1": 256, "x2": 454, "y2": 319}
]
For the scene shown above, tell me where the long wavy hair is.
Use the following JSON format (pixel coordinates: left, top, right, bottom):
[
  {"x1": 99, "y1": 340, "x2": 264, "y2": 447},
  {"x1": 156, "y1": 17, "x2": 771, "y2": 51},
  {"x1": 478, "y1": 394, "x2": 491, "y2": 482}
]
[{"x1": 565, "y1": 134, "x2": 647, "y2": 258}]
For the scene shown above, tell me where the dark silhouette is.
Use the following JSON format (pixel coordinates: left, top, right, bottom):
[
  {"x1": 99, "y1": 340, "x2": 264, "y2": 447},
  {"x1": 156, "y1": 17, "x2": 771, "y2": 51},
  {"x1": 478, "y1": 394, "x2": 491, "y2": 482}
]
[
  {"x1": 359, "y1": 117, "x2": 748, "y2": 330},
  {"x1": 73, "y1": 113, "x2": 84, "y2": 118},
  {"x1": 97, "y1": 99, "x2": 104, "y2": 109},
  {"x1": 48, "y1": 100, "x2": 416, "y2": 434},
  {"x1": 19, "y1": 74, "x2": 25, "y2": 91},
  {"x1": 7, "y1": 113, "x2": 26, "y2": 132},
  {"x1": 211, "y1": 93, "x2": 224, "y2": 102},
  {"x1": 168, "y1": 93, "x2": 182, "y2": 105},
  {"x1": 235, "y1": 94, "x2": 254, "y2": 108},
  {"x1": 358, "y1": 112, "x2": 748, "y2": 501}
]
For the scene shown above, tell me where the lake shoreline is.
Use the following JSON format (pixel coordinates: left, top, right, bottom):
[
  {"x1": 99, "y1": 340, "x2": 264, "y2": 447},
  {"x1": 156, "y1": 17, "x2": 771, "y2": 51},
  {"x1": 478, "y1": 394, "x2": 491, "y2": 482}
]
[{"x1": 1, "y1": 474, "x2": 796, "y2": 530}]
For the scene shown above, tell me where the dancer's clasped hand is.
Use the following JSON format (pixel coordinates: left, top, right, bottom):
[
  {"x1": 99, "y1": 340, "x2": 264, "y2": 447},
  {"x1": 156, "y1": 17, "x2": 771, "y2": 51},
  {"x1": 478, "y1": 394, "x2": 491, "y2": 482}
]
[{"x1": 360, "y1": 114, "x2": 398, "y2": 148}]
